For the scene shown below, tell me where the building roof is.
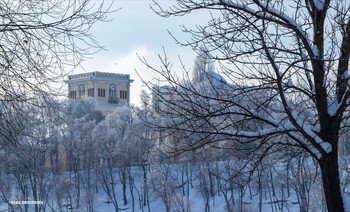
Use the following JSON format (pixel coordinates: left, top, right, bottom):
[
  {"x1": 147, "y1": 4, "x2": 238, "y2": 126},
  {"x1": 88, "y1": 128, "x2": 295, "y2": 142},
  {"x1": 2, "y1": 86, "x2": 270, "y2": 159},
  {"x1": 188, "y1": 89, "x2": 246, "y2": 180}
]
[{"x1": 67, "y1": 71, "x2": 132, "y2": 80}]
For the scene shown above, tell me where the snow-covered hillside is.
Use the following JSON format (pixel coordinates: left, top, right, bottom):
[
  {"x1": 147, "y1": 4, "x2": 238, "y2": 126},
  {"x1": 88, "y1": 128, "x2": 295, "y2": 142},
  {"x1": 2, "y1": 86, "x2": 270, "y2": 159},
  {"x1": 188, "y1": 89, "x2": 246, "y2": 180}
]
[{"x1": 1, "y1": 157, "x2": 349, "y2": 212}]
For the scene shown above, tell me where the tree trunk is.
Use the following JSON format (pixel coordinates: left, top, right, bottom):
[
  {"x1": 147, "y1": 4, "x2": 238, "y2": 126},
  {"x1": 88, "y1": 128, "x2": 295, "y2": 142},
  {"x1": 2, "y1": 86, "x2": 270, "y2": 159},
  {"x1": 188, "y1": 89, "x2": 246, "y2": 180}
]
[
  {"x1": 319, "y1": 152, "x2": 345, "y2": 212},
  {"x1": 121, "y1": 169, "x2": 128, "y2": 205}
]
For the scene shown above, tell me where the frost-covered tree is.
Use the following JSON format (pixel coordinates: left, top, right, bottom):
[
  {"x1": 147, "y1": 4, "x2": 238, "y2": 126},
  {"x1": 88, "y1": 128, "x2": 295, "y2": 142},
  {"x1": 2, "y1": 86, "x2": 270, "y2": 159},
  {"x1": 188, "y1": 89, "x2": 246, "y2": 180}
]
[
  {"x1": 0, "y1": 99, "x2": 65, "y2": 212},
  {"x1": 141, "y1": 0, "x2": 350, "y2": 211},
  {"x1": 94, "y1": 107, "x2": 139, "y2": 209},
  {"x1": 64, "y1": 98, "x2": 103, "y2": 210},
  {"x1": 0, "y1": 0, "x2": 112, "y2": 146}
]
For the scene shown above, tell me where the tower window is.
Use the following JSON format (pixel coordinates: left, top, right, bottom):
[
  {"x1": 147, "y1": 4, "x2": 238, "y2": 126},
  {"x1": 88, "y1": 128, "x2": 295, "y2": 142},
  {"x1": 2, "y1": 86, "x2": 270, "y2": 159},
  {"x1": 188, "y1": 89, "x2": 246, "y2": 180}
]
[
  {"x1": 69, "y1": 91, "x2": 77, "y2": 99},
  {"x1": 88, "y1": 88, "x2": 94, "y2": 97},
  {"x1": 120, "y1": 90, "x2": 128, "y2": 99},
  {"x1": 108, "y1": 84, "x2": 118, "y2": 104},
  {"x1": 98, "y1": 88, "x2": 105, "y2": 97},
  {"x1": 109, "y1": 84, "x2": 117, "y2": 97}
]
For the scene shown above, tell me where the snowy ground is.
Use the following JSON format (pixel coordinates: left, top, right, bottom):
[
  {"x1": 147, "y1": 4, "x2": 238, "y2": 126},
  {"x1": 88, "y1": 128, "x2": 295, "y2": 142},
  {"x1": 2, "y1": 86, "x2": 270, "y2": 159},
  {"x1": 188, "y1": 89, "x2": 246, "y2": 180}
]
[{"x1": 0, "y1": 158, "x2": 349, "y2": 212}]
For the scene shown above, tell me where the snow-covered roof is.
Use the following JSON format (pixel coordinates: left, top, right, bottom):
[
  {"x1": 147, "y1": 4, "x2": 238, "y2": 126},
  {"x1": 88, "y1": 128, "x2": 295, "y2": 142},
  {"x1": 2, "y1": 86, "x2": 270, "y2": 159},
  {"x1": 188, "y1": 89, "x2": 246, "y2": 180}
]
[
  {"x1": 68, "y1": 71, "x2": 131, "y2": 80},
  {"x1": 208, "y1": 71, "x2": 227, "y2": 84}
]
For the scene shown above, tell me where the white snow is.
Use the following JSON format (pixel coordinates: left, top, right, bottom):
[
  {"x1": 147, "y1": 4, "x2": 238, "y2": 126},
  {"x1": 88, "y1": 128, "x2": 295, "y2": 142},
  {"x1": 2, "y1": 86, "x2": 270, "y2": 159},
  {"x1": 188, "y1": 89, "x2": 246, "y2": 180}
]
[
  {"x1": 342, "y1": 192, "x2": 350, "y2": 212},
  {"x1": 220, "y1": 124, "x2": 295, "y2": 137},
  {"x1": 290, "y1": 110, "x2": 332, "y2": 153},
  {"x1": 312, "y1": 45, "x2": 319, "y2": 57},
  {"x1": 313, "y1": 0, "x2": 324, "y2": 10},
  {"x1": 208, "y1": 71, "x2": 227, "y2": 84},
  {"x1": 2, "y1": 158, "x2": 347, "y2": 212},
  {"x1": 286, "y1": 79, "x2": 294, "y2": 87},
  {"x1": 327, "y1": 99, "x2": 340, "y2": 116}
]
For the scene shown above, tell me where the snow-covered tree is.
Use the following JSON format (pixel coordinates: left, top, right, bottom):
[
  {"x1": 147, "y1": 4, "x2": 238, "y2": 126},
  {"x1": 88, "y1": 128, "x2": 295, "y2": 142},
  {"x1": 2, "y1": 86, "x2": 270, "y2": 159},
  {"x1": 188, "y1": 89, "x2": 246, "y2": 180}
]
[
  {"x1": 64, "y1": 98, "x2": 103, "y2": 210},
  {"x1": 94, "y1": 107, "x2": 142, "y2": 209},
  {"x1": 0, "y1": 0, "x2": 112, "y2": 147},
  {"x1": 0, "y1": 99, "x2": 65, "y2": 212},
  {"x1": 142, "y1": 0, "x2": 350, "y2": 211}
]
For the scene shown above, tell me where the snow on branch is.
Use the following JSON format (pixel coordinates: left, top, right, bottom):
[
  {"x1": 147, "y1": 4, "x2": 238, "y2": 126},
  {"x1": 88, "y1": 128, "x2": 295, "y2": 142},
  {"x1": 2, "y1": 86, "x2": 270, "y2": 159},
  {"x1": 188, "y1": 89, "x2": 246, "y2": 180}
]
[
  {"x1": 251, "y1": 0, "x2": 315, "y2": 57},
  {"x1": 219, "y1": 124, "x2": 296, "y2": 138},
  {"x1": 327, "y1": 99, "x2": 341, "y2": 117},
  {"x1": 289, "y1": 110, "x2": 332, "y2": 153},
  {"x1": 313, "y1": 0, "x2": 325, "y2": 11}
]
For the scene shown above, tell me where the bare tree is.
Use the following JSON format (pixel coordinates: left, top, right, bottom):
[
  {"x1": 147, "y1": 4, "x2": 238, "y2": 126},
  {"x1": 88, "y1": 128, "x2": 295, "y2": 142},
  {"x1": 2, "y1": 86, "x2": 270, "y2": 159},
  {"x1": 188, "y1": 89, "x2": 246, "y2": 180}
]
[
  {"x1": 139, "y1": 0, "x2": 350, "y2": 211},
  {"x1": 0, "y1": 0, "x2": 113, "y2": 146}
]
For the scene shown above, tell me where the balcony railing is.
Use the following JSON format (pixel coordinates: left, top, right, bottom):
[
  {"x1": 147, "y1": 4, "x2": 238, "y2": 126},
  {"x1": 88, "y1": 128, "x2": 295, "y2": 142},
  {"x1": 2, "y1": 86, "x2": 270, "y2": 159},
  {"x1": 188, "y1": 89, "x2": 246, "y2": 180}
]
[{"x1": 108, "y1": 97, "x2": 119, "y2": 104}]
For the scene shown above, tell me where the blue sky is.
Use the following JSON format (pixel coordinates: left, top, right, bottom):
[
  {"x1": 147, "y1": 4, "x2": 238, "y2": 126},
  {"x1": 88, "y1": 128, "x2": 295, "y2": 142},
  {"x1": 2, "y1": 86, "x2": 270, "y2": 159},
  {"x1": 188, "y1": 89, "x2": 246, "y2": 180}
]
[{"x1": 74, "y1": 0, "x2": 211, "y2": 105}]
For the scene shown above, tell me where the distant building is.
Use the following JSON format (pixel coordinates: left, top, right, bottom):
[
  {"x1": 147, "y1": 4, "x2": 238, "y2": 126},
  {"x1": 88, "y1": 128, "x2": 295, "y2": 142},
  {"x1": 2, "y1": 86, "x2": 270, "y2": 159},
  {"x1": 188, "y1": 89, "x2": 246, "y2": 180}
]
[
  {"x1": 150, "y1": 71, "x2": 242, "y2": 162},
  {"x1": 66, "y1": 71, "x2": 134, "y2": 114},
  {"x1": 151, "y1": 85, "x2": 173, "y2": 114}
]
